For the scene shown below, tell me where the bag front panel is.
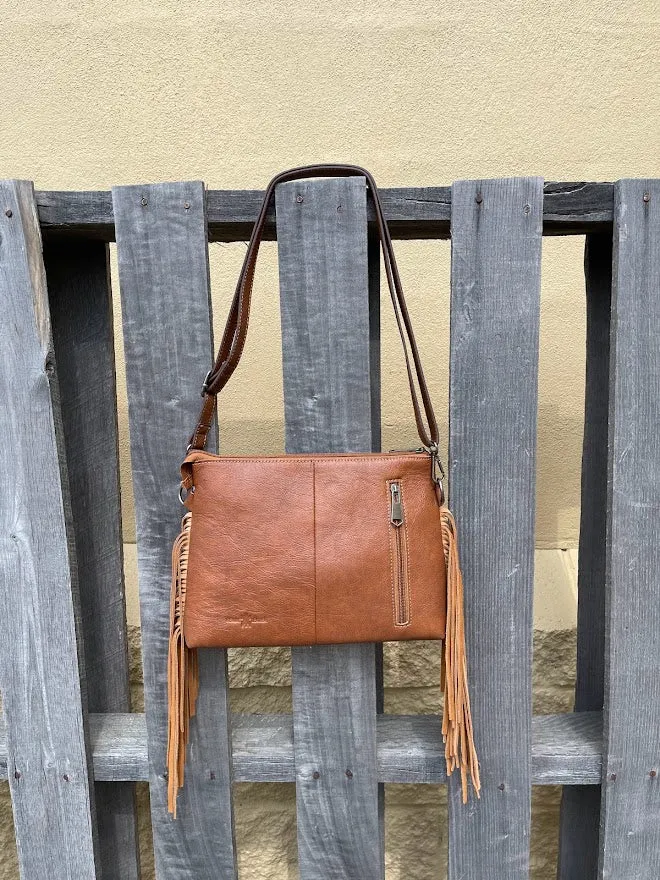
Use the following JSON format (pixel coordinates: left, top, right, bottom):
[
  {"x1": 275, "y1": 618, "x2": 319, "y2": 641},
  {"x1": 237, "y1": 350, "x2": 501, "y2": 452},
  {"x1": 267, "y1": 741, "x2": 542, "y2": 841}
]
[
  {"x1": 181, "y1": 453, "x2": 446, "y2": 647},
  {"x1": 183, "y1": 458, "x2": 317, "y2": 647}
]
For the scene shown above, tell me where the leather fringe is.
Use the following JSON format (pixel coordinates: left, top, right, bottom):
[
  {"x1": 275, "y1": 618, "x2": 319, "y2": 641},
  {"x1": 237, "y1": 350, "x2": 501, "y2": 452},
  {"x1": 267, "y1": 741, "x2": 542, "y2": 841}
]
[
  {"x1": 167, "y1": 512, "x2": 199, "y2": 818},
  {"x1": 440, "y1": 507, "x2": 481, "y2": 803}
]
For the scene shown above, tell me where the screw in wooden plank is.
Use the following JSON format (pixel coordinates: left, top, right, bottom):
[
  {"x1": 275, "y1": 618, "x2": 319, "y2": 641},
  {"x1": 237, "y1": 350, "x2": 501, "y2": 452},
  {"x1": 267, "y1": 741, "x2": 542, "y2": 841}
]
[
  {"x1": 141, "y1": 197, "x2": 148, "y2": 207},
  {"x1": 312, "y1": 771, "x2": 320, "y2": 780},
  {"x1": 345, "y1": 769, "x2": 353, "y2": 779},
  {"x1": 650, "y1": 770, "x2": 657, "y2": 778},
  {"x1": 5, "y1": 209, "x2": 12, "y2": 217},
  {"x1": 296, "y1": 194, "x2": 304, "y2": 204},
  {"x1": 184, "y1": 202, "x2": 191, "y2": 210},
  {"x1": 475, "y1": 192, "x2": 483, "y2": 204},
  {"x1": 643, "y1": 191, "x2": 651, "y2": 203},
  {"x1": 523, "y1": 203, "x2": 531, "y2": 215}
]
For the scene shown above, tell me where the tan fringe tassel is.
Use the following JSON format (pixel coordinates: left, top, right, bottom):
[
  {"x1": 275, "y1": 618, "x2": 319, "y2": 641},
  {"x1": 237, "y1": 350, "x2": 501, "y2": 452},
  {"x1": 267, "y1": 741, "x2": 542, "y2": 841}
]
[
  {"x1": 440, "y1": 507, "x2": 481, "y2": 803},
  {"x1": 167, "y1": 512, "x2": 199, "y2": 818}
]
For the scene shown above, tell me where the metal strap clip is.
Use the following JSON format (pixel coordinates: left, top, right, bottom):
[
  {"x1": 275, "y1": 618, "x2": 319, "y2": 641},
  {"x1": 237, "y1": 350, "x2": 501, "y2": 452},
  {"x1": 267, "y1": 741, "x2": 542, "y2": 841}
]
[{"x1": 201, "y1": 369, "x2": 213, "y2": 396}]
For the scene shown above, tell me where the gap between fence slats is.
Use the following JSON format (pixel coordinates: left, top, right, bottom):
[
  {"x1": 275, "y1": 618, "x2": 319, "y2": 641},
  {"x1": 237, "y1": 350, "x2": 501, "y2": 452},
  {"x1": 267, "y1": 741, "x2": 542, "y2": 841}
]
[
  {"x1": 557, "y1": 232, "x2": 613, "y2": 879},
  {"x1": 46, "y1": 237, "x2": 140, "y2": 880}
]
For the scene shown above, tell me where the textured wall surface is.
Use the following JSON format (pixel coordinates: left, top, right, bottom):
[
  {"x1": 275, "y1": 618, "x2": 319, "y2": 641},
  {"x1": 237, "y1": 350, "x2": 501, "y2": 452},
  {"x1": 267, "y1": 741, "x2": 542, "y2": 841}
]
[
  {"x1": 0, "y1": 0, "x2": 657, "y2": 551},
  {"x1": 1, "y1": 0, "x2": 658, "y2": 875}
]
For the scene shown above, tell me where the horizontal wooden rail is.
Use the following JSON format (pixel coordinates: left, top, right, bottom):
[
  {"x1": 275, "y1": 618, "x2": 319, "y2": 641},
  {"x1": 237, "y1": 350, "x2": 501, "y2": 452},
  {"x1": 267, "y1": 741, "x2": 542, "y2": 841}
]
[
  {"x1": 0, "y1": 712, "x2": 603, "y2": 786},
  {"x1": 35, "y1": 182, "x2": 613, "y2": 241}
]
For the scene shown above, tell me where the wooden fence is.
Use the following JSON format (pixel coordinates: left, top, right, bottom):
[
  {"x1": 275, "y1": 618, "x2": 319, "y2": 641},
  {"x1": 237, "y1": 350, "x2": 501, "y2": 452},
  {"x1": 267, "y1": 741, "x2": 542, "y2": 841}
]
[{"x1": 0, "y1": 173, "x2": 658, "y2": 879}]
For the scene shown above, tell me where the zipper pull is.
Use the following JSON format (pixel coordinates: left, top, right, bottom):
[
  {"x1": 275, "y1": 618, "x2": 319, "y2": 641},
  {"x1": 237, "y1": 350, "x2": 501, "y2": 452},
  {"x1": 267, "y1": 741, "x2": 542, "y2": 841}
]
[
  {"x1": 390, "y1": 482, "x2": 404, "y2": 526},
  {"x1": 388, "y1": 447, "x2": 426, "y2": 453}
]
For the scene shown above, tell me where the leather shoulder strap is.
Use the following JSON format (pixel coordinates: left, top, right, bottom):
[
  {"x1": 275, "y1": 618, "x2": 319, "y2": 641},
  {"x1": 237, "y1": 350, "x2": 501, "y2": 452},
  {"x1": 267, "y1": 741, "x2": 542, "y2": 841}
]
[{"x1": 189, "y1": 164, "x2": 440, "y2": 451}]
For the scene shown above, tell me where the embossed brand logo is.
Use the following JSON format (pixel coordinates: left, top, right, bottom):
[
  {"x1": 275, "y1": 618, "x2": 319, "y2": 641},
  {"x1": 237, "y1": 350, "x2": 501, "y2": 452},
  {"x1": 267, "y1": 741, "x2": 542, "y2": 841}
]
[{"x1": 226, "y1": 613, "x2": 266, "y2": 629}]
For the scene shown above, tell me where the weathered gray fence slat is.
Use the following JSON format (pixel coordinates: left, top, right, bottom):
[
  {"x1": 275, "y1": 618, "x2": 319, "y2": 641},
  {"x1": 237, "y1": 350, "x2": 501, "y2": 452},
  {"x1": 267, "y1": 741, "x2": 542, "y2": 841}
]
[
  {"x1": 557, "y1": 232, "x2": 612, "y2": 879},
  {"x1": 276, "y1": 177, "x2": 384, "y2": 879},
  {"x1": 447, "y1": 177, "x2": 543, "y2": 879},
  {"x1": 0, "y1": 707, "x2": 605, "y2": 785},
  {"x1": 112, "y1": 182, "x2": 237, "y2": 879},
  {"x1": 45, "y1": 237, "x2": 141, "y2": 880},
  {"x1": 368, "y1": 227, "x2": 386, "y2": 855},
  {"x1": 34, "y1": 182, "x2": 614, "y2": 242},
  {"x1": 0, "y1": 180, "x2": 99, "y2": 878},
  {"x1": 598, "y1": 179, "x2": 660, "y2": 879}
]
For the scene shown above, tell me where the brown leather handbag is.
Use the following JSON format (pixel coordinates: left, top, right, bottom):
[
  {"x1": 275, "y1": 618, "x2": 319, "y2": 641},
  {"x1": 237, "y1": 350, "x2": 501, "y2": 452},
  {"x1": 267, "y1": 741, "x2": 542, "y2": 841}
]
[{"x1": 167, "y1": 164, "x2": 479, "y2": 816}]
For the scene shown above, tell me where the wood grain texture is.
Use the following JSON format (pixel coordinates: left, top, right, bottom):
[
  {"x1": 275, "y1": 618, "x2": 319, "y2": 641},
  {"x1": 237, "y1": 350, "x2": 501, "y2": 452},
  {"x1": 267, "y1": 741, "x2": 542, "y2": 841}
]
[
  {"x1": 112, "y1": 181, "x2": 237, "y2": 879},
  {"x1": 447, "y1": 177, "x2": 544, "y2": 879},
  {"x1": 557, "y1": 233, "x2": 613, "y2": 879},
  {"x1": 276, "y1": 177, "x2": 384, "y2": 879},
  {"x1": 0, "y1": 711, "x2": 605, "y2": 785},
  {"x1": 0, "y1": 180, "x2": 99, "y2": 878},
  {"x1": 598, "y1": 179, "x2": 660, "y2": 879},
  {"x1": 530, "y1": 712, "x2": 602, "y2": 786},
  {"x1": 46, "y1": 237, "x2": 140, "y2": 880},
  {"x1": 35, "y1": 182, "x2": 614, "y2": 242}
]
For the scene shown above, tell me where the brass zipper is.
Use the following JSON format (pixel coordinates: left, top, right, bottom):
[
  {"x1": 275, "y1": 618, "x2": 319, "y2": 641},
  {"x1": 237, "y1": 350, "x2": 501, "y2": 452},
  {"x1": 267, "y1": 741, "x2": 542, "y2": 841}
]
[{"x1": 389, "y1": 481, "x2": 410, "y2": 626}]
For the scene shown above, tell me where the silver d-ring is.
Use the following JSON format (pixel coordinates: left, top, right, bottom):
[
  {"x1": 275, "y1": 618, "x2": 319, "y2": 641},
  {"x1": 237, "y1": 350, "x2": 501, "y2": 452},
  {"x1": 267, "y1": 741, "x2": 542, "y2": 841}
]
[{"x1": 178, "y1": 484, "x2": 193, "y2": 505}]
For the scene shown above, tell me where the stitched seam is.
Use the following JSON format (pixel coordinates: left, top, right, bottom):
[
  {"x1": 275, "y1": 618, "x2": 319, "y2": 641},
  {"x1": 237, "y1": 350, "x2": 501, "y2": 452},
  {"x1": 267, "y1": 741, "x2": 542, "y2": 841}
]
[
  {"x1": 400, "y1": 485, "x2": 412, "y2": 626},
  {"x1": 387, "y1": 481, "x2": 397, "y2": 626},
  {"x1": 191, "y1": 425, "x2": 203, "y2": 448},
  {"x1": 388, "y1": 477, "x2": 411, "y2": 628},
  {"x1": 192, "y1": 455, "x2": 427, "y2": 465}
]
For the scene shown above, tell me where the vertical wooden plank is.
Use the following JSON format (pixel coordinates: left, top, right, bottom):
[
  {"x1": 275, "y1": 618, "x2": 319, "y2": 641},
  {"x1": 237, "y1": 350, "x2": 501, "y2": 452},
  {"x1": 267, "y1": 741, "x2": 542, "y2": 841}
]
[
  {"x1": 557, "y1": 232, "x2": 612, "y2": 879},
  {"x1": 276, "y1": 177, "x2": 384, "y2": 879},
  {"x1": 0, "y1": 180, "x2": 99, "y2": 878},
  {"x1": 447, "y1": 177, "x2": 543, "y2": 879},
  {"x1": 598, "y1": 179, "x2": 660, "y2": 879},
  {"x1": 46, "y1": 238, "x2": 140, "y2": 880},
  {"x1": 368, "y1": 224, "x2": 386, "y2": 855},
  {"x1": 112, "y1": 182, "x2": 237, "y2": 879}
]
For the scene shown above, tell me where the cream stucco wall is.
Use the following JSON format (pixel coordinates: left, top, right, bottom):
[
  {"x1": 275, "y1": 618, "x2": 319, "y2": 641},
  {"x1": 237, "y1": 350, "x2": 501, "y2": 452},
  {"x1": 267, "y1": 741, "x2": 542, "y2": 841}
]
[{"x1": 1, "y1": 1, "x2": 659, "y2": 877}]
